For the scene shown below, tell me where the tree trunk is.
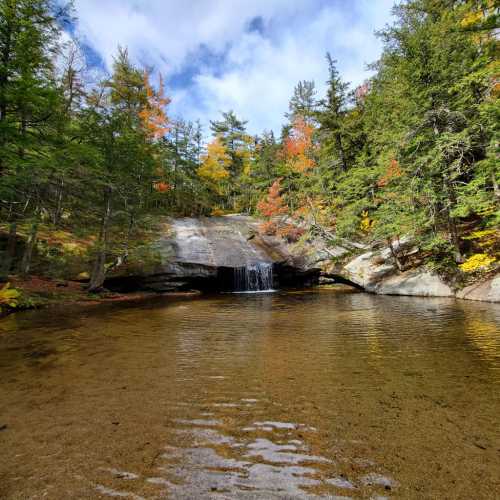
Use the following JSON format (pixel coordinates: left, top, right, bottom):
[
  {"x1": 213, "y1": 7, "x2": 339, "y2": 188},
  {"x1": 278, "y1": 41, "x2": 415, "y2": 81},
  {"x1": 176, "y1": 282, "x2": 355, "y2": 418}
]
[
  {"x1": 88, "y1": 187, "x2": 112, "y2": 292},
  {"x1": 53, "y1": 178, "x2": 64, "y2": 225},
  {"x1": 448, "y1": 215, "x2": 463, "y2": 264},
  {"x1": 0, "y1": 16, "x2": 12, "y2": 177},
  {"x1": 492, "y1": 171, "x2": 500, "y2": 200},
  {"x1": 387, "y1": 238, "x2": 404, "y2": 272},
  {"x1": 443, "y1": 179, "x2": 463, "y2": 264},
  {"x1": 112, "y1": 210, "x2": 134, "y2": 269},
  {"x1": 1, "y1": 221, "x2": 17, "y2": 277},
  {"x1": 20, "y1": 220, "x2": 38, "y2": 276},
  {"x1": 336, "y1": 132, "x2": 347, "y2": 171}
]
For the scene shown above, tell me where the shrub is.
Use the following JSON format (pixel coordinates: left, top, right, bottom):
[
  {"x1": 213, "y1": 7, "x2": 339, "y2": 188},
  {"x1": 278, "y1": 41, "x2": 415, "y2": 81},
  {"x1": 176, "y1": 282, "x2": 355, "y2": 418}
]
[
  {"x1": 0, "y1": 283, "x2": 21, "y2": 314},
  {"x1": 459, "y1": 253, "x2": 496, "y2": 273}
]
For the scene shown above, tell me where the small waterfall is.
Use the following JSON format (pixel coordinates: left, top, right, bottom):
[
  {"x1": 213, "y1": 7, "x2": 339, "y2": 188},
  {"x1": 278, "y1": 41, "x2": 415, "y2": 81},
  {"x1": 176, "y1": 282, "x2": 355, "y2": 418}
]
[{"x1": 233, "y1": 262, "x2": 274, "y2": 292}]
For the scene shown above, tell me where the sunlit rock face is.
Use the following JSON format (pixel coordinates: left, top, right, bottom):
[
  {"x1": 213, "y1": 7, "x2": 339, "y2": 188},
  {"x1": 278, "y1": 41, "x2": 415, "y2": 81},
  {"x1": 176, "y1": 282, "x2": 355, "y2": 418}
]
[
  {"x1": 105, "y1": 216, "x2": 319, "y2": 292},
  {"x1": 104, "y1": 215, "x2": 498, "y2": 301},
  {"x1": 457, "y1": 274, "x2": 500, "y2": 302},
  {"x1": 343, "y1": 239, "x2": 454, "y2": 297},
  {"x1": 168, "y1": 216, "x2": 272, "y2": 268},
  {"x1": 374, "y1": 270, "x2": 454, "y2": 297}
]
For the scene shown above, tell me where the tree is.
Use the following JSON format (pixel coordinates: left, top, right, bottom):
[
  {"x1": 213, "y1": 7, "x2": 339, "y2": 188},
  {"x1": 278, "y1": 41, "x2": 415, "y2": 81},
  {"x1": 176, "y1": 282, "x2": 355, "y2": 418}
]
[
  {"x1": 257, "y1": 178, "x2": 288, "y2": 235},
  {"x1": 197, "y1": 137, "x2": 231, "y2": 195},
  {"x1": 378, "y1": 0, "x2": 497, "y2": 263},
  {"x1": 283, "y1": 116, "x2": 316, "y2": 173},
  {"x1": 285, "y1": 80, "x2": 317, "y2": 124},
  {"x1": 161, "y1": 118, "x2": 206, "y2": 214},
  {"x1": 139, "y1": 71, "x2": 170, "y2": 140},
  {"x1": 0, "y1": 0, "x2": 66, "y2": 175},
  {"x1": 84, "y1": 49, "x2": 168, "y2": 291},
  {"x1": 207, "y1": 110, "x2": 257, "y2": 211},
  {"x1": 316, "y1": 54, "x2": 350, "y2": 172},
  {"x1": 0, "y1": 0, "x2": 71, "y2": 276},
  {"x1": 257, "y1": 177, "x2": 304, "y2": 241},
  {"x1": 209, "y1": 110, "x2": 249, "y2": 176}
]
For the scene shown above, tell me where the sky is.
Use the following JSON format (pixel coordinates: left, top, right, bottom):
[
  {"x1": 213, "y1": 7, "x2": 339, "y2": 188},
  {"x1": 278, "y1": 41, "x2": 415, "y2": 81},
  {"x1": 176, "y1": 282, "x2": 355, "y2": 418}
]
[{"x1": 69, "y1": 0, "x2": 395, "y2": 135}]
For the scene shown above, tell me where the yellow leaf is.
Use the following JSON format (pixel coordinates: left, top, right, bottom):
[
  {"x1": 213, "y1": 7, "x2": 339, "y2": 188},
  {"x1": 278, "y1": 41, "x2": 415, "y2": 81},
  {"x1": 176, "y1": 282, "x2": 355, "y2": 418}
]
[{"x1": 459, "y1": 254, "x2": 496, "y2": 273}]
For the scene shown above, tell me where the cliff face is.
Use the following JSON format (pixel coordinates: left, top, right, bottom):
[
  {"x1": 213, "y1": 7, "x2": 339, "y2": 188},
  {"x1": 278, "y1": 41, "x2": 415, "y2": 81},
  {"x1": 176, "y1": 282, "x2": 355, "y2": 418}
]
[
  {"x1": 104, "y1": 216, "x2": 319, "y2": 292},
  {"x1": 167, "y1": 216, "x2": 272, "y2": 268},
  {"x1": 104, "y1": 216, "x2": 499, "y2": 302}
]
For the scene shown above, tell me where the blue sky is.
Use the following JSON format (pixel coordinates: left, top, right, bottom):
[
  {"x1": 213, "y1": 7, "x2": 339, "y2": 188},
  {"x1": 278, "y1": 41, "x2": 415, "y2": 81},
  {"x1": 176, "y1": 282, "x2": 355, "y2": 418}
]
[{"x1": 68, "y1": 0, "x2": 395, "y2": 135}]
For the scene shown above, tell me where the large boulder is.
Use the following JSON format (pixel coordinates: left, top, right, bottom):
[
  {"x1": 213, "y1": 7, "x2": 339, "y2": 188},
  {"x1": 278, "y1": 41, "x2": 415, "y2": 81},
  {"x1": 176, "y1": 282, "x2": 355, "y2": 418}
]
[
  {"x1": 456, "y1": 274, "x2": 500, "y2": 302},
  {"x1": 344, "y1": 250, "x2": 395, "y2": 291},
  {"x1": 374, "y1": 270, "x2": 453, "y2": 297},
  {"x1": 344, "y1": 238, "x2": 453, "y2": 297}
]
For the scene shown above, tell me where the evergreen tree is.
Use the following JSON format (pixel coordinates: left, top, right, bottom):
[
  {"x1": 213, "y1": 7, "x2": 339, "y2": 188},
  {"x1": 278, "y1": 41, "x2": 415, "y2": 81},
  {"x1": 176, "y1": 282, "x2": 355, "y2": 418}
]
[
  {"x1": 316, "y1": 54, "x2": 350, "y2": 172},
  {"x1": 0, "y1": 0, "x2": 71, "y2": 275},
  {"x1": 285, "y1": 80, "x2": 317, "y2": 124},
  {"x1": 209, "y1": 110, "x2": 249, "y2": 176},
  {"x1": 84, "y1": 49, "x2": 167, "y2": 291}
]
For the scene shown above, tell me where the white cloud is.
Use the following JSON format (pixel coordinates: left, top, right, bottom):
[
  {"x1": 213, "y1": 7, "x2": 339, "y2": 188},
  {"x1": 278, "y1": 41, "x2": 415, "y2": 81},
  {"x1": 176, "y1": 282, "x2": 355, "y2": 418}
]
[
  {"x1": 71, "y1": 0, "x2": 395, "y2": 135},
  {"x1": 73, "y1": 0, "x2": 304, "y2": 70}
]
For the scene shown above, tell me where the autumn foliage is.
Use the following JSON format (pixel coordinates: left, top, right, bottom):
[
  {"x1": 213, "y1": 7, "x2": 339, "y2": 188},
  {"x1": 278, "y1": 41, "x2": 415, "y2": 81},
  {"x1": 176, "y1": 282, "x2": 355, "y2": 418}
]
[
  {"x1": 377, "y1": 159, "x2": 402, "y2": 187},
  {"x1": 139, "y1": 71, "x2": 170, "y2": 140},
  {"x1": 257, "y1": 178, "x2": 288, "y2": 218},
  {"x1": 277, "y1": 224, "x2": 305, "y2": 242},
  {"x1": 153, "y1": 181, "x2": 171, "y2": 193},
  {"x1": 283, "y1": 117, "x2": 316, "y2": 173},
  {"x1": 197, "y1": 137, "x2": 231, "y2": 194},
  {"x1": 257, "y1": 178, "x2": 304, "y2": 241}
]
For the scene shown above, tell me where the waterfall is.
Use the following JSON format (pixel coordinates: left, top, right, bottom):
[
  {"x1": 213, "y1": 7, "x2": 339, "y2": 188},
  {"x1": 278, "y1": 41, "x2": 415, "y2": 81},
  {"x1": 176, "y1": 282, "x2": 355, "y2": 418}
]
[{"x1": 233, "y1": 262, "x2": 274, "y2": 292}]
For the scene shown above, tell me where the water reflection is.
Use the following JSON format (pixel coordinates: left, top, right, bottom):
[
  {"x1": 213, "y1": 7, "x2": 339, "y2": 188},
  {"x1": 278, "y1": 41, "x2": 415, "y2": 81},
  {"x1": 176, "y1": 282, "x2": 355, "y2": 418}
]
[{"x1": 0, "y1": 288, "x2": 499, "y2": 498}]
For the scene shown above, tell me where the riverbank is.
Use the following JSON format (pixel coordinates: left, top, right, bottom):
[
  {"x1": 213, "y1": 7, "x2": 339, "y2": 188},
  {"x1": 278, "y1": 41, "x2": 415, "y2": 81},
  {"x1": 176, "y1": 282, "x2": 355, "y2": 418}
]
[
  {"x1": 2, "y1": 270, "x2": 499, "y2": 321},
  {"x1": 0, "y1": 276, "x2": 201, "y2": 318},
  {"x1": 1, "y1": 215, "x2": 498, "y2": 319}
]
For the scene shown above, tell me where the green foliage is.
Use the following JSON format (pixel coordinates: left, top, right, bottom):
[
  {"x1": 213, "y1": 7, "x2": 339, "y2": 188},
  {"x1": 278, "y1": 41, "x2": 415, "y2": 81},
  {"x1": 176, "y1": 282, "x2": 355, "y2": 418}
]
[
  {"x1": 286, "y1": 80, "x2": 317, "y2": 124},
  {"x1": 310, "y1": 0, "x2": 498, "y2": 272}
]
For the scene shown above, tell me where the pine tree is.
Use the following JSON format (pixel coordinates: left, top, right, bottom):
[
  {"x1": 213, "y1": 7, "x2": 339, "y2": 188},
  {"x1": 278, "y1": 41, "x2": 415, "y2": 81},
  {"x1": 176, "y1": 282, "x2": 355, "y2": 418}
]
[
  {"x1": 209, "y1": 110, "x2": 248, "y2": 176},
  {"x1": 316, "y1": 54, "x2": 350, "y2": 172},
  {"x1": 85, "y1": 49, "x2": 165, "y2": 291},
  {"x1": 285, "y1": 80, "x2": 317, "y2": 124},
  {"x1": 0, "y1": 0, "x2": 71, "y2": 275}
]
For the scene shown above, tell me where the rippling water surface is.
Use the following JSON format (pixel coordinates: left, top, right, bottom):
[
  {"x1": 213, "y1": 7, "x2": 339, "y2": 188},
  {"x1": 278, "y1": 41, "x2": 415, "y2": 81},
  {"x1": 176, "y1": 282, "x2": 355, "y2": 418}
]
[{"x1": 1, "y1": 287, "x2": 500, "y2": 499}]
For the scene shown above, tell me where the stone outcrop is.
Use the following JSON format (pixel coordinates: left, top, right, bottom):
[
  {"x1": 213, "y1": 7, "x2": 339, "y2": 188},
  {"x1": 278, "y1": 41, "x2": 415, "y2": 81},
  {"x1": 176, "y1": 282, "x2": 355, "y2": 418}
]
[
  {"x1": 105, "y1": 216, "x2": 320, "y2": 292},
  {"x1": 342, "y1": 241, "x2": 498, "y2": 301},
  {"x1": 342, "y1": 239, "x2": 454, "y2": 297},
  {"x1": 456, "y1": 275, "x2": 500, "y2": 302},
  {"x1": 105, "y1": 215, "x2": 498, "y2": 302},
  {"x1": 372, "y1": 270, "x2": 454, "y2": 297}
]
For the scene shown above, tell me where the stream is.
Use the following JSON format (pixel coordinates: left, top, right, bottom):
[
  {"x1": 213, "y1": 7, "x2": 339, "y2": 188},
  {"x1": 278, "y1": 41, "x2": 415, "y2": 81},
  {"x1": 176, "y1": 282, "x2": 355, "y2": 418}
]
[{"x1": 1, "y1": 288, "x2": 499, "y2": 498}]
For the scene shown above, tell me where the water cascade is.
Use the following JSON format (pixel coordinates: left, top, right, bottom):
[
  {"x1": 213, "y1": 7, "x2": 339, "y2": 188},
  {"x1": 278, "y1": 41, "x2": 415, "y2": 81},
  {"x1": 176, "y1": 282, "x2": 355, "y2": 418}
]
[{"x1": 233, "y1": 262, "x2": 274, "y2": 292}]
